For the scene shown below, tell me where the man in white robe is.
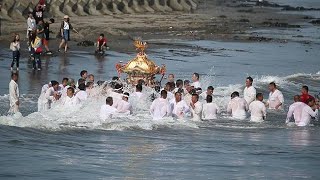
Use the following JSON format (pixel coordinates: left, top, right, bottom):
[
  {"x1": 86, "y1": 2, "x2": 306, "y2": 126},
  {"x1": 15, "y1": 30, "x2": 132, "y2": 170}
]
[
  {"x1": 297, "y1": 98, "x2": 319, "y2": 127},
  {"x1": 100, "y1": 97, "x2": 118, "y2": 120},
  {"x1": 43, "y1": 81, "x2": 61, "y2": 111},
  {"x1": 202, "y1": 95, "x2": 219, "y2": 120},
  {"x1": 183, "y1": 85, "x2": 194, "y2": 106},
  {"x1": 243, "y1": 76, "x2": 256, "y2": 105},
  {"x1": 249, "y1": 93, "x2": 267, "y2": 122},
  {"x1": 190, "y1": 93, "x2": 203, "y2": 121},
  {"x1": 286, "y1": 95, "x2": 304, "y2": 124},
  {"x1": 131, "y1": 84, "x2": 144, "y2": 99},
  {"x1": 191, "y1": 72, "x2": 201, "y2": 89},
  {"x1": 227, "y1": 91, "x2": 249, "y2": 120},
  {"x1": 75, "y1": 83, "x2": 88, "y2": 103},
  {"x1": 63, "y1": 87, "x2": 80, "y2": 107},
  {"x1": 150, "y1": 90, "x2": 171, "y2": 120},
  {"x1": 109, "y1": 84, "x2": 124, "y2": 109},
  {"x1": 8, "y1": 73, "x2": 19, "y2": 114},
  {"x1": 199, "y1": 86, "x2": 214, "y2": 102},
  {"x1": 116, "y1": 92, "x2": 132, "y2": 114},
  {"x1": 163, "y1": 82, "x2": 175, "y2": 102},
  {"x1": 170, "y1": 92, "x2": 190, "y2": 119},
  {"x1": 59, "y1": 78, "x2": 69, "y2": 97},
  {"x1": 267, "y1": 82, "x2": 284, "y2": 110},
  {"x1": 38, "y1": 82, "x2": 52, "y2": 112}
]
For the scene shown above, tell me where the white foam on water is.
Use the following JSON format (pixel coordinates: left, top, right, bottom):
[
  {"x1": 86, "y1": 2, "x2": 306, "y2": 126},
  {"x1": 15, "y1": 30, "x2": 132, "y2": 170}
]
[{"x1": 0, "y1": 72, "x2": 318, "y2": 131}]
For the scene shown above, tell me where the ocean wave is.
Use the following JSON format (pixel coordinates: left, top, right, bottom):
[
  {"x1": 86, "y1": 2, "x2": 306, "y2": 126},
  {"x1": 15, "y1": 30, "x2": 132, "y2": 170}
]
[{"x1": 0, "y1": 72, "x2": 318, "y2": 131}]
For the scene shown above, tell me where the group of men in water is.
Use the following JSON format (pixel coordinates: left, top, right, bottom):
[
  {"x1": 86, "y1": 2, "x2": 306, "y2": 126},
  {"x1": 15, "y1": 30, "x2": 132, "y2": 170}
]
[{"x1": 8, "y1": 71, "x2": 319, "y2": 126}]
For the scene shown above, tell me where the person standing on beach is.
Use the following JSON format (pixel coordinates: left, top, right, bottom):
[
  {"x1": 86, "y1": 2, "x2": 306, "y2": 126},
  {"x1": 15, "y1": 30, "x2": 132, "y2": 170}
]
[
  {"x1": 36, "y1": 20, "x2": 51, "y2": 54},
  {"x1": 266, "y1": 82, "x2": 284, "y2": 110},
  {"x1": 10, "y1": 34, "x2": 20, "y2": 71},
  {"x1": 243, "y1": 76, "x2": 256, "y2": 105},
  {"x1": 44, "y1": 18, "x2": 54, "y2": 41},
  {"x1": 30, "y1": 33, "x2": 42, "y2": 70},
  {"x1": 27, "y1": 12, "x2": 36, "y2": 41},
  {"x1": 58, "y1": 15, "x2": 79, "y2": 53},
  {"x1": 249, "y1": 93, "x2": 267, "y2": 122},
  {"x1": 33, "y1": 2, "x2": 45, "y2": 25},
  {"x1": 8, "y1": 73, "x2": 20, "y2": 114}
]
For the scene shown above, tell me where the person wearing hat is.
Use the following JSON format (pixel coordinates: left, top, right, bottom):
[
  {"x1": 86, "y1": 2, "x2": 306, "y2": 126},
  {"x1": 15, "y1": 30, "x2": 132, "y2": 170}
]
[{"x1": 58, "y1": 15, "x2": 79, "y2": 53}]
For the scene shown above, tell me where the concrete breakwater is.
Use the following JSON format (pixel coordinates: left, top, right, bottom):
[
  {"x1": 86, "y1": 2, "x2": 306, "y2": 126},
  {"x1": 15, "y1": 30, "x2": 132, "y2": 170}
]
[{"x1": 0, "y1": 0, "x2": 198, "y2": 20}]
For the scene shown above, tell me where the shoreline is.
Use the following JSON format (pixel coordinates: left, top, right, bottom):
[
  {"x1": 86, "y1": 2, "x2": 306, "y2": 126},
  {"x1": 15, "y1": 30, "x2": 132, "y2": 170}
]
[{"x1": 0, "y1": 0, "x2": 319, "y2": 53}]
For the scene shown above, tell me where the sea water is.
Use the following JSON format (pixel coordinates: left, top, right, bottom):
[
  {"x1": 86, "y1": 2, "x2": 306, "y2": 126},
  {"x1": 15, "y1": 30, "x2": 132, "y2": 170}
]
[
  {"x1": 0, "y1": 39, "x2": 319, "y2": 179},
  {"x1": 1, "y1": 1, "x2": 320, "y2": 175}
]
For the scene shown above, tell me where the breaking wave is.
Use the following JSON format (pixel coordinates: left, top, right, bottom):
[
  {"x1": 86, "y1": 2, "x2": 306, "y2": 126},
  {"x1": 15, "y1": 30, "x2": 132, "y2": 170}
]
[{"x1": 0, "y1": 72, "x2": 318, "y2": 131}]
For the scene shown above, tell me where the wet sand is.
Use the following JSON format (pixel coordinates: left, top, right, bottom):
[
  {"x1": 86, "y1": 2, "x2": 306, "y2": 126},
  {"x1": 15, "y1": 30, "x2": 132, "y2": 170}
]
[{"x1": 0, "y1": 0, "x2": 313, "y2": 49}]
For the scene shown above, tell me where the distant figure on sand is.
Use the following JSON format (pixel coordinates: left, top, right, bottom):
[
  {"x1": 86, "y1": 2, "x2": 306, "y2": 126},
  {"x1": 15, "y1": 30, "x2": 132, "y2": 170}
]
[
  {"x1": 249, "y1": 93, "x2": 267, "y2": 122},
  {"x1": 36, "y1": 20, "x2": 51, "y2": 54},
  {"x1": 58, "y1": 15, "x2": 79, "y2": 53},
  {"x1": 8, "y1": 73, "x2": 20, "y2": 114},
  {"x1": 243, "y1": 76, "x2": 256, "y2": 105},
  {"x1": 30, "y1": 34, "x2": 42, "y2": 70},
  {"x1": 27, "y1": 12, "x2": 36, "y2": 40},
  {"x1": 96, "y1": 33, "x2": 107, "y2": 52},
  {"x1": 227, "y1": 91, "x2": 248, "y2": 120},
  {"x1": 10, "y1": 34, "x2": 21, "y2": 71},
  {"x1": 33, "y1": 2, "x2": 45, "y2": 24}
]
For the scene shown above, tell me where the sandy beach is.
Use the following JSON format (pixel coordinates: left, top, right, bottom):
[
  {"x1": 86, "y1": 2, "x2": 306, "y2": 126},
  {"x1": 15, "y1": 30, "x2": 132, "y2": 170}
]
[{"x1": 0, "y1": 0, "x2": 313, "y2": 52}]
